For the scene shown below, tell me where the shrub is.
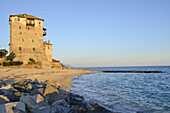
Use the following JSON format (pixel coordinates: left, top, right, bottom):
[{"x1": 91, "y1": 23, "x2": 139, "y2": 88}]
[
  {"x1": 9, "y1": 62, "x2": 13, "y2": 66},
  {"x1": 6, "y1": 52, "x2": 16, "y2": 61},
  {"x1": 3, "y1": 62, "x2": 9, "y2": 66},
  {"x1": 28, "y1": 58, "x2": 35, "y2": 65},
  {"x1": 29, "y1": 58, "x2": 35, "y2": 64},
  {"x1": 2, "y1": 61, "x2": 23, "y2": 66},
  {"x1": 0, "y1": 49, "x2": 8, "y2": 58}
]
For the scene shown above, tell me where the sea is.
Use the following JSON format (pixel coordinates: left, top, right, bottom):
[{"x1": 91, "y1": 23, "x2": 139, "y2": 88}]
[{"x1": 70, "y1": 66, "x2": 170, "y2": 113}]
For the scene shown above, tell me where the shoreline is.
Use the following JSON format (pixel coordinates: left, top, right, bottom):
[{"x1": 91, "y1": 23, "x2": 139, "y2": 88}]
[
  {"x1": 0, "y1": 68, "x2": 100, "y2": 89},
  {"x1": 0, "y1": 68, "x2": 113, "y2": 113}
]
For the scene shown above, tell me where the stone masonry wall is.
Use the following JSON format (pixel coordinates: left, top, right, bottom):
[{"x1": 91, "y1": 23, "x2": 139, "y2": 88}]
[{"x1": 9, "y1": 15, "x2": 52, "y2": 67}]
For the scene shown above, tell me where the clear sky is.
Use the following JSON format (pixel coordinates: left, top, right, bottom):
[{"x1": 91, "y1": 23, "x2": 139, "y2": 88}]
[{"x1": 0, "y1": 0, "x2": 170, "y2": 67}]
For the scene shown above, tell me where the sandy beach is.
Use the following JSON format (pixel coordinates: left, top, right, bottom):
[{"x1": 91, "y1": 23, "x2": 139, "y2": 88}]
[{"x1": 0, "y1": 68, "x2": 100, "y2": 88}]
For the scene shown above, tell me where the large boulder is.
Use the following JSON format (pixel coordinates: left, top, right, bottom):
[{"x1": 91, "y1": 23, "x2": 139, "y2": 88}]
[
  {"x1": 0, "y1": 84, "x2": 12, "y2": 89},
  {"x1": 14, "y1": 101, "x2": 26, "y2": 113},
  {"x1": 32, "y1": 79, "x2": 39, "y2": 84},
  {"x1": 1, "y1": 88, "x2": 22, "y2": 102},
  {"x1": 44, "y1": 92, "x2": 65, "y2": 105},
  {"x1": 3, "y1": 79, "x2": 16, "y2": 86},
  {"x1": 20, "y1": 95, "x2": 40, "y2": 113},
  {"x1": 12, "y1": 84, "x2": 27, "y2": 92},
  {"x1": 32, "y1": 94, "x2": 44, "y2": 103},
  {"x1": 18, "y1": 79, "x2": 30, "y2": 86},
  {"x1": 0, "y1": 95, "x2": 10, "y2": 104},
  {"x1": 66, "y1": 93, "x2": 94, "y2": 111},
  {"x1": 50, "y1": 99, "x2": 70, "y2": 113},
  {"x1": 90, "y1": 103, "x2": 113, "y2": 113},
  {"x1": 52, "y1": 99, "x2": 69, "y2": 107},
  {"x1": 30, "y1": 88, "x2": 44, "y2": 96},
  {"x1": 0, "y1": 80, "x2": 5, "y2": 88},
  {"x1": 43, "y1": 84, "x2": 59, "y2": 96},
  {"x1": 45, "y1": 80, "x2": 61, "y2": 89},
  {"x1": 0, "y1": 102, "x2": 18, "y2": 113},
  {"x1": 58, "y1": 87, "x2": 71, "y2": 95}
]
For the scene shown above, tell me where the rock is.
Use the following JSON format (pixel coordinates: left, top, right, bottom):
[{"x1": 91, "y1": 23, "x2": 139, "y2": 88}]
[
  {"x1": 32, "y1": 79, "x2": 39, "y2": 84},
  {"x1": 58, "y1": 88, "x2": 71, "y2": 95},
  {"x1": 38, "y1": 84, "x2": 44, "y2": 88},
  {"x1": 4, "y1": 79, "x2": 16, "y2": 86},
  {"x1": 33, "y1": 106, "x2": 50, "y2": 113},
  {"x1": 45, "y1": 80, "x2": 61, "y2": 89},
  {"x1": 66, "y1": 93, "x2": 93, "y2": 111},
  {"x1": 0, "y1": 95, "x2": 10, "y2": 104},
  {"x1": 0, "y1": 80, "x2": 5, "y2": 87},
  {"x1": 1, "y1": 88, "x2": 22, "y2": 102},
  {"x1": 18, "y1": 79, "x2": 30, "y2": 86},
  {"x1": 20, "y1": 95, "x2": 40, "y2": 113},
  {"x1": 67, "y1": 66, "x2": 71, "y2": 69},
  {"x1": 0, "y1": 102, "x2": 18, "y2": 113},
  {"x1": 52, "y1": 99, "x2": 69, "y2": 107},
  {"x1": 43, "y1": 84, "x2": 59, "y2": 96},
  {"x1": 0, "y1": 90, "x2": 4, "y2": 95},
  {"x1": 14, "y1": 101, "x2": 26, "y2": 113},
  {"x1": 90, "y1": 103, "x2": 113, "y2": 113},
  {"x1": 32, "y1": 84, "x2": 39, "y2": 89},
  {"x1": 0, "y1": 84, "x2": 12, "y2": 89},
  {"x1": 26, "y1": 83, "x2": 32, "y2": 90},
  {"x1": 50, "y1": 100, "x2": 70, "y2": 113},
  {"x1": 13, "y1": 84, "x2": 27, "y2": 92},
  {"x1": 33, "y1": 94, "x2": 44, "y2": 103},
  {"x1": 71, "y1": 105, "x2": 87, "y2": 111},
  {"x1": 44, "y1": 92, "x2": 65, "y2": 105},
  {"x1": 30, "y1": 88, "x2": 44, "y2": 96}
]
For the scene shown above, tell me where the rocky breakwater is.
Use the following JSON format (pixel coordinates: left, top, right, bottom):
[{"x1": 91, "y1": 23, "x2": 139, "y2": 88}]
[{"x1": 0, "y1": 79, "x2": 113, "y2": 113}]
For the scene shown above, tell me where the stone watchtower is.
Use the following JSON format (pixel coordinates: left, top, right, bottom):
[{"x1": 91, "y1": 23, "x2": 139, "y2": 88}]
[{"x1": 9, "y1": 14, "x2": 52, "y2": 68}]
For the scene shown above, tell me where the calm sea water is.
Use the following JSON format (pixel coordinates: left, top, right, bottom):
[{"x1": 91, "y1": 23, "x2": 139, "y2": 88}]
[{"x1": 70, "y1": 66, "x2": 170, "y2": 113}]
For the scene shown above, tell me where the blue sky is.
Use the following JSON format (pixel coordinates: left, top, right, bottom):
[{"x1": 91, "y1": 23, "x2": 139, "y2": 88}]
[{"x1": 0, "y1": 0, "x2": 170, "y2": 67}]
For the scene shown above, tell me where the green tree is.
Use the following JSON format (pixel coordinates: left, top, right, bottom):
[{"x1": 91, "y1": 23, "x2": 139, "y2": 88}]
[
  {"x1": 0, "y1": 49, "x2": 8, "y2": 58},
  {"x1": 6, "y1": 52, "x2": 16, "y2": 62}
]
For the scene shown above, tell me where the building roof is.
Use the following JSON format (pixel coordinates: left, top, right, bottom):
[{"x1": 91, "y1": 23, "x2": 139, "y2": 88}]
[
  {"x1": 10, "y1": 14, "x2": 44, "y2": 21},
  {"x1": 52, "y1": 59, "x2": 60, "y2": 63}
]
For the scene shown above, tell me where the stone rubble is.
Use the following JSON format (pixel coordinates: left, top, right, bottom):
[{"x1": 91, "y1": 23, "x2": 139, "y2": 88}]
[{"x1": 0, "y1": 79, "x2": 113, "y2": 113}]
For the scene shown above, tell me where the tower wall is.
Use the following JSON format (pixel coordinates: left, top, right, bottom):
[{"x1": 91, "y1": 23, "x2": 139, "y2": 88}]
[{"x1": 9, "y1": 14, "x2": 52, "y2": 67}]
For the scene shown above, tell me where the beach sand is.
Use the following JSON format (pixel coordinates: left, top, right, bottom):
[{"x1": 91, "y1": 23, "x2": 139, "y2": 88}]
[{"x1": 0, "y1": 68, "x2": 100, "y2": 88}]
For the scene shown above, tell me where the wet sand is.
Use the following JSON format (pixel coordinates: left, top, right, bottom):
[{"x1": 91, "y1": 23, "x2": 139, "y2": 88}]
[{"x1": 0, "y1": 68, "x2": 100, "y2": 88}]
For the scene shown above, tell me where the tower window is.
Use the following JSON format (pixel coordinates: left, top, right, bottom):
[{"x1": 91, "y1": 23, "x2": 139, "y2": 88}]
[
  {"x1": 32, "y1": 40, "x2": 34, "y2": 42},
  {"x1": 19, "y1": 26, "x2": 21, "y2": 29},
  {"x1": 48, "y1": 46, "x2": 50, "y2": 49},
  {"x1": 18, "y1": 18, "x2": 20, "y2": 21},
  {"x1": 39, "y1": 22, "x2": 41, "y2": 24},
  {"x1": 20, "y1": 32, "x2": 22, "y2": 35},
  {"x1": 19, "y1": 47, "x2": 22, "y2": 51},
  {"x1": 22, "y1": 39, "x2": 24, "y2": 42},
  {"x1": 33, "y1": 48, "x2": 35, "y2": 51},
  {"x1": 28, "y1": 27, "x2": 30, "y2": 30}
]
